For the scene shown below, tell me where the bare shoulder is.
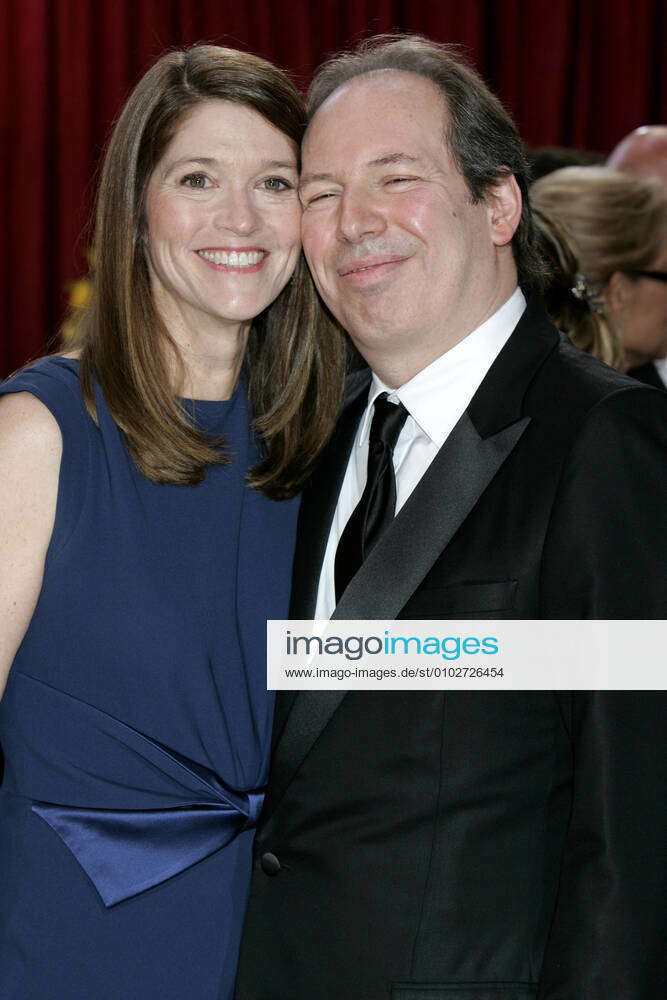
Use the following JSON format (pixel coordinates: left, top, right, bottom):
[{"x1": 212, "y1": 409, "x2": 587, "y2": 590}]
[
  {"x1": 0, "y1": 392, "x2": 62, "y2": 567},
  {"x1": 0, "y1": 391, "x2": 62, "y2": 460},
  {"x1": 0, "y1": 392, "x2": 62, "y2": 696}
]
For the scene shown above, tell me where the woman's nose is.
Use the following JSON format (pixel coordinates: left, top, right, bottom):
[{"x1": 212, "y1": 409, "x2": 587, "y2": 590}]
[{"x1": 212, "y1": 188, "x2": 261, "y2": 236}]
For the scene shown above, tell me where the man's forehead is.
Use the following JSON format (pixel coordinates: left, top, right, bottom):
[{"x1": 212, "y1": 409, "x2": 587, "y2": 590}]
[
  {"x1": 313, "y1": 68, "x2": 442, "y2": 116},
  {"x1": 303, "y1": 71, "x2": 448, "y2": 170}
]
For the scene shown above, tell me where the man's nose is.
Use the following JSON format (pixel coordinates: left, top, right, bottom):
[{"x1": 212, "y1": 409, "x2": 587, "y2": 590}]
[
  {"x1": 337, "y1": 189, "x2": 386, "y2": 243},
  {"x1": 212, "y1": 188, "x2": 260, "y2": 236}
]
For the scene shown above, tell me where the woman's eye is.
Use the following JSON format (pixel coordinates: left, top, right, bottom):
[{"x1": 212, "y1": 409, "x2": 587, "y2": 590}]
[
  {"x1": 262, "y1": 176, "x2": 293, "y2": 192},
  {"x1": 181, "y1": 173, "x2": 212, "y2": 189}
]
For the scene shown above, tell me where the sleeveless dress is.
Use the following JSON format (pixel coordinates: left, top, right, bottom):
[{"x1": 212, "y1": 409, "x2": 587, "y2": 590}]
[{"x1": 0, "y1": 357, "x2": 299, "y2": 999}]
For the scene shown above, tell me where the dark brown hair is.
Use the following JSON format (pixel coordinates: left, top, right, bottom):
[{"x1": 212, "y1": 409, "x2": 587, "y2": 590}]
[
  {"x1": 532, "y1": 166, "x2": 667, "y2": 369},
  {"x1": 80, "y1": 45, "x2": 346, "y2": 498},
  {"x1": 307, "y1": 34, "x2": 548, "y2": 292}
]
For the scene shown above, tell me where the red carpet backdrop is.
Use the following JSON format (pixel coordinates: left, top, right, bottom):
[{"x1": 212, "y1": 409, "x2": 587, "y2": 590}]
[{"x1": 1, "y1": 0, "x2": 666, "y2": 374}]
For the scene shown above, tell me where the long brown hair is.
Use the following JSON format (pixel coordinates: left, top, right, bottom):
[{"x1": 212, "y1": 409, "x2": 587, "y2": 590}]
[{"x1": 79, "y1": 45, "x2": 346, "y2": 498}]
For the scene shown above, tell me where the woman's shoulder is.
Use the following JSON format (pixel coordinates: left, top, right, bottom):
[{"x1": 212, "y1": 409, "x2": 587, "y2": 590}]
[
  {"x1": 0, "y1": 389, "x2": 62, "y2": 456},
  {"x1": 0, "y1": 354, "x2": 92, "y2": 460},
  {"x1": 2, "y1": 353, "x2": 81, "y2": 390},
  {"x1": 0, "y1": 353, "x2": 92, "y2": 562},
  {"x1": 1, "y1": 354, "x2": 85, "y2": 417}
]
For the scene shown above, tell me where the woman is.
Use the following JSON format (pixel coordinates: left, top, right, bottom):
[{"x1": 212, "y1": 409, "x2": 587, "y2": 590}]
[
  {"x1": 531, "y1": 165, "x2": 667, "y2": 370},
  {"x1": 0, "y1": 46, "x2": 345, "y2": 998}
]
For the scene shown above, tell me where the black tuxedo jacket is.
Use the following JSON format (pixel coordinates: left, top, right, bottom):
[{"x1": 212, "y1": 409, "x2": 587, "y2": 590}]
[
  {"x1": 629, "y1": 362, "x2": 666, "y2": 390},
  {"x1": 236, "y1": 301, "x2": 667, "y2": 1000}
]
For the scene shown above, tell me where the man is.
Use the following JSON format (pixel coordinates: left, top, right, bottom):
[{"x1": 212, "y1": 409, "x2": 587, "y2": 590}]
[
  {"x1": 236, "y1": 37, "x2": 667, "y2": 999},
  {"x1": 608, "y1": 125, "x2": 667, "y2": 186},
  {"x1": 608, "y1": 125, "x2": 667, "y2": 388}
]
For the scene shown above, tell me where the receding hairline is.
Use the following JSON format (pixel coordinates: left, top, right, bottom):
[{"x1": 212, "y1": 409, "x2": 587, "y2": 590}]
[
  {"x1": 306, "y1": 67, "x2": 448, "y2": 126},
  {"x1": 302, "y1": 70, "x2": 454, "y2": 190}
]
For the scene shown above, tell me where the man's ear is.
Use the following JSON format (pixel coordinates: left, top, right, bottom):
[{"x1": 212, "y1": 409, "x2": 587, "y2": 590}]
[{"x1": 487, "y1": 174, "x2": 522, "y2": 247}]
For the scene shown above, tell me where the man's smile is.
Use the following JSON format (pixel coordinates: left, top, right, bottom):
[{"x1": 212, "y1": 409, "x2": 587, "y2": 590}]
[{"x1": 337, "y1": 255, "x2": 409, "y2": 280}]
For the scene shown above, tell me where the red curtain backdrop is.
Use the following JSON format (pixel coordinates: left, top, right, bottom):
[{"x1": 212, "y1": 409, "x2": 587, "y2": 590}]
[{"x1": 2, "y1": 0, "x2": 666, "y2": 375}]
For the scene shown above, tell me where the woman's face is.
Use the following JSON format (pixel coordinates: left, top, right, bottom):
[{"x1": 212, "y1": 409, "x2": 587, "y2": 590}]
[
  {"x1": 144, "y1": 99, "x2": 301, "y2": 337},
  {"x1": 609, "y1": 240, "x2": 667, "y2": 369}
]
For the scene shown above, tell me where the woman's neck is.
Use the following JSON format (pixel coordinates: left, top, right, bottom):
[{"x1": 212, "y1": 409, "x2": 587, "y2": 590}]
[{"x1": 156, "y1": 298, "x2": 250, "y2": 401}]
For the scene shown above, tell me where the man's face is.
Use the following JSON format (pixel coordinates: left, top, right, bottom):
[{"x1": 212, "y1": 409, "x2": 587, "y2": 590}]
[{"x1": 300, "y1": 72, "x2": 516, "y2": 367}]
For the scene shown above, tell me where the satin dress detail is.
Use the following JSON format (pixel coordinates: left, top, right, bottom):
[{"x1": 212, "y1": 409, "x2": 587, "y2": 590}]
[{"x1": 0, "y1": 358, "x2": 298, "y2": 999}]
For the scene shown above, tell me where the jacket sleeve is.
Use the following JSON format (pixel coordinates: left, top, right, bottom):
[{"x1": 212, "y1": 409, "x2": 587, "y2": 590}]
[
  {"x1": 538, "y1": 691, "x2": 667, "y2": 999},
  {"x1": 538, "y1": 386, "x2": 667, "y2": 998}
]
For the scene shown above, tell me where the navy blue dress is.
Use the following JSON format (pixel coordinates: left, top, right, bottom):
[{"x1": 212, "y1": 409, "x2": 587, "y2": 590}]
[{"x1": 0, "y1": 357, "x2": 298, "y2": 999}]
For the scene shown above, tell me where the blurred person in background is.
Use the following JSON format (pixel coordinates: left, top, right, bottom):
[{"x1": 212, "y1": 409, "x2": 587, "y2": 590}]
[
  {"x1": 532, "y1": 166, "x2": 667, "y2": 375},
  {"x1": 608, "y1": 125, "x2": 667, "y2": 186},
  {"x1": 608, "y1": 125, "x2": 667, "y2": 386},
  {"x1": 0, "y1": 44, "x2": 344, "y2": 1000},
  {"x1": 525, "y1": 143, "x2": 604, "y2": 182}
]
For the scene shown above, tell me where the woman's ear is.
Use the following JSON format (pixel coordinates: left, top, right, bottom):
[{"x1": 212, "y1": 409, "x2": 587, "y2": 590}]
[
  {"x1": 604, "y1": 270, "x2": 635, "y2": 321},
  {"x1": 487, "y1": 174, "x2": 522, "y2": 247}
]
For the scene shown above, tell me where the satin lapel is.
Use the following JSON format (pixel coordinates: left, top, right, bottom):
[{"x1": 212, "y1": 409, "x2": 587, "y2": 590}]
[
  {"x1": 289, "y1": 370, "x2": 371, "y2": 620},
  {"x1": 269, "y1": 371, "x2": 370, "y2": 760},
  {"x1": 333, "y1": 300, "x2": 558, "y2": 620},
  {"x1": 263, "y1": 689, "x2": 348, "y2": 825},
  {"x1": 332, "y1": 411, "x2": 530, "y2": 619},
  {"x1": 261, "y1": 414, "x2": 530, "y2": 818},
  {"x1": 262, "y1": 301, "x2": 559, "y2": 826}
]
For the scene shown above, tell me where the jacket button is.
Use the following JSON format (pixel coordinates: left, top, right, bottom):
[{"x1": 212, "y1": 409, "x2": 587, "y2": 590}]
[{"x1": 260, "y1": 852, "x2": 281, "y2": 876}]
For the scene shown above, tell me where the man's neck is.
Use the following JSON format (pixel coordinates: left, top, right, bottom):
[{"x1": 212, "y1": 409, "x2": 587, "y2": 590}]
[{"x1": 358, "y1": 285, "x2": 522, "y2": 389}]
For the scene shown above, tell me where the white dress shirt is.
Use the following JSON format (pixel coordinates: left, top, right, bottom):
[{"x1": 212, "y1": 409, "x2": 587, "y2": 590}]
[
  {"x1": 314, "y1": 288, "x2": 527, "y2": 619},
  {"x1": 653, "y1": 357, "x2": 667, "y2": 387}
]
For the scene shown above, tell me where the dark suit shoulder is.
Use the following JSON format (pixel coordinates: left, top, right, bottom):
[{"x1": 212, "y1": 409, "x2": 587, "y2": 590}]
[
  {"x1": 528, "y1": 333, "x2": 663, "y2": 422},
  {"x1": 628, "y1": 361, "x2": 666, "y2": 389}
]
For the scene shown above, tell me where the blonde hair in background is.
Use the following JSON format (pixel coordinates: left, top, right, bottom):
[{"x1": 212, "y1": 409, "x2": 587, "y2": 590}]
[{"x1": 531, "y1": 166, "x2": 667, "y2": 369}]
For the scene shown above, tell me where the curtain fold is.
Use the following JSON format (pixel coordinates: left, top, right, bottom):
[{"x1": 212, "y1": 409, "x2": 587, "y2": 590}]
[{"x1": 2, "y1": 0, "x2": 665, "y2": 373}]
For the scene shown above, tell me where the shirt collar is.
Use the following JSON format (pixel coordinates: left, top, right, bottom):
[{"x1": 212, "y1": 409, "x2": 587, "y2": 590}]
[{"x1": 358, "y1": 288, "x2": 526, "y2": 447}]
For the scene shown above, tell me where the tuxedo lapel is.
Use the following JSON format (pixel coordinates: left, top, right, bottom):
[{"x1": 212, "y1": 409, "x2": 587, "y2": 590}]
[
  {"x1": 289, "y1": 370, "x2": 371, "y2": 620},
  {"x1": 333, "y1": 298, "x2": 558, "y2": 622},
  {"x1": 263, "y1": 300, "x2": 559, "y2": 826},
  {"x1": 263, "y1": 689, "x2": 348, "y2": 826},
  {"x1": 333, "y1": 410, "x2": 530, "y2": 619},
  {"x1": 269, "y1": 371, "x2": 370, "y2": 758}
]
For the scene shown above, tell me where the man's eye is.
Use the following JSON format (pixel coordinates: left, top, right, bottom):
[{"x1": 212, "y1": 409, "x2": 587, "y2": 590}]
[
  {"x1": 386, "y1": 176, "x2": 416, "y2": 185},
  {"x1": 261, "y1": 176, "x2": 293, "y2": 192},
  {"x1": 181, "y1": 173, "x2": 212, "y2": 189},
  {"x1": 305, "y1": 191, "x2": 336, "y2": 205}
]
